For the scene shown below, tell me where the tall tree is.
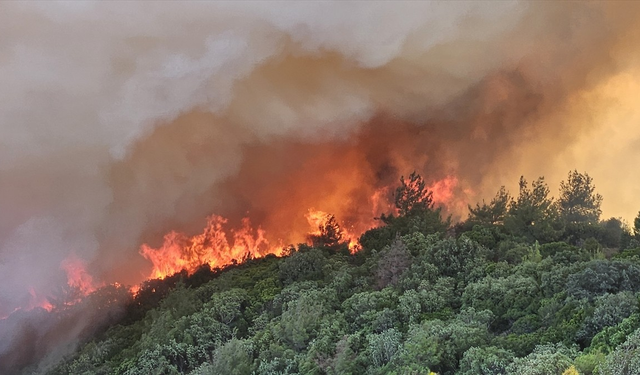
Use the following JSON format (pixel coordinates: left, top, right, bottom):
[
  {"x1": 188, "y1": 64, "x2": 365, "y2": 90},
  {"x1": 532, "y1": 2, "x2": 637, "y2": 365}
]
[
  {"x1": 308, "y1": 214, "x2": 344, "y2": 249},
  {"x1": 468, "y1": 186, "x2": 510, "y2": 225},
  {"x1": 558, "y1": 170, "x2": 603, "y2": 224},
  {"x1": 505, "y1": 176, "x2": 561, "y2": 242},
  {"x1": 395, "y1": 172, "x2": 434, "y2": 216}
]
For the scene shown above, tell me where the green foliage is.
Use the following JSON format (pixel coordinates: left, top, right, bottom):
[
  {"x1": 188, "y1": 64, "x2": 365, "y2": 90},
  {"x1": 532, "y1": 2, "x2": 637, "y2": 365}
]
[
  {"x1": 589, "y1": 313, "x2": 640, "y2": 354},
  {"x1": 274, "y1": 289, "x2": 333, "y2": 351},
  {"x1": 394, "y1": 171, "x2": 434, "y2": 216},
  {"x1": 468, "y1": 186, "x2": 511, "y2": 226},
  {"x1": 367, "y1": 328, "x2": 402, "y2": 368},
  {"x1": 576, "y1": 291, "x2": 638, "y2": 346},
  {"x1": 464, "y1": 225, "x2": 505, "y2": 255},
  {"x1": 614, "y1": 246, "x2": 640, "y2": 260},
  {"x1": 398, "y1": 277, "x2": 455, "y2": 324},
  {"x1": 279, "y1": 247, "x2": 327, "y2": 285},
  {"x1": 375, "y1": 236, "x2": 412, "y2": 289},
  {"x1": 558, "y1": 170, "x2": 603, "y2": 224},
  {"x1": 566, "y1": 260, "x2": 640, "y2": 300},
  {"x1": 505, "y1": 343, "x2": 578, "y2": 375},
  {"x1": 462, "y1": 274, "x2": 540, "y2": 330},
  {"x1": 393, "y1": 308, "x2": 493, "y2": 374},
  {"x1": 598, "y1": 328, "x2": 640, "y2": 375},
  {"x1": 342, "y1": 288, "x2": 397, "y2": 331},
  {"x1": 458, "y1": 346, "x2": 515, "y2": 375},
  {"x1": 539, "y1": 241, "x2": 580, "y2": 259},
  {"x1": 42, "y1": 170, "x2": 640, "y2": 375},
  {"x1": 192, "y1": 338, "x2": 253, "y2": 375},
  {"x1": 573, "y1": 351, "x2": 606, "y2": 375},
  {"x1": 505, "y1": 176, "x2": 563, "y2": 243}
]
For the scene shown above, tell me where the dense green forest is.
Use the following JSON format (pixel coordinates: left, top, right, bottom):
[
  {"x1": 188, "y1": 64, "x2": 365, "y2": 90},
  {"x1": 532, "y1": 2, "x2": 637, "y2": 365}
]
[{"x1": 22, "y1": 171, "x2": 640, "y2": 374}]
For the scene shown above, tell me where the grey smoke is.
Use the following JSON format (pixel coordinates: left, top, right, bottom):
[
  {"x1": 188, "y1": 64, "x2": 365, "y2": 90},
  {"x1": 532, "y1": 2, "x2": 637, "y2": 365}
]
[{"x1": 1, "y1": 3, "x2": 640, "y2": 369}]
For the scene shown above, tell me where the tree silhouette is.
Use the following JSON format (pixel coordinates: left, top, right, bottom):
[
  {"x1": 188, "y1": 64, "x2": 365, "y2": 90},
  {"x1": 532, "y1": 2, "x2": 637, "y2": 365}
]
[
  {"x1": 558, "y1": 170, "x2": 602, "y2": 224},
  {"x1": 395, "y1": 172, "x2": 434, "y2": 216},
  {"x1": 308, "y1": 214, "x2": 344, "y2": 248},
  {"x1": 505, "y1": 176, "x2": 561, "y2": 242},
  {"x1": 468, "y1": 186, "x2": 510, "y2": 225}
]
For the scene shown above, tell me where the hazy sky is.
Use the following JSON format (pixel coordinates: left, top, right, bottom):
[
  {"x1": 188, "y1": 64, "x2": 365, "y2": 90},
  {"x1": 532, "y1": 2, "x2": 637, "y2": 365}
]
[{"x1": 1, "y1": 1, "x2": 640, "y2": 318}]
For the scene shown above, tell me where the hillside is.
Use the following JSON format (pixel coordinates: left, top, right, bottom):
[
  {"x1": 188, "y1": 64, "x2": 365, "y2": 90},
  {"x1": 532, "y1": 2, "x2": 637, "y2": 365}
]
[{"x1": 15, "y1": 172, "x2": 640, "y2": 374}]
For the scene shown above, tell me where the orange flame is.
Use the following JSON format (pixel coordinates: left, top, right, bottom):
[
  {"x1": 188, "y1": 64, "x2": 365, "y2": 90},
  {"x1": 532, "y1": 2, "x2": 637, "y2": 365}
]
[
  {"x1": 2, "y1": 174, "x2": 463, "y2": 320},
  {"x1": 305, "y1": 209, "x2": 360, "y2": 252},
  {"x1": 140, "y1": 215, "x2": 284, "y2": 279},
  {"x1": 1, "y1": 255, "x2": 104, "y2": 319},
  {"x1": 138, "y1": 175, "x2": 464, "y2": 280},
  {"x1": 429, "y1": 175, "x2": 458, "y2": 206},
  {"x1": 27, "y1": 287, "x2": 53, "y2": 312},
  {"x1": 60, "y1": 254, "x2": 102, "y2": 298}
]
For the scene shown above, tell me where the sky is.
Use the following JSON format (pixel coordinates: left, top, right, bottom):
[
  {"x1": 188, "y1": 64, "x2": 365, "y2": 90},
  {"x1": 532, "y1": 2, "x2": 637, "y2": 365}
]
[{"x1": 1, "y1": 0, "x2": 640, "y2": 321}]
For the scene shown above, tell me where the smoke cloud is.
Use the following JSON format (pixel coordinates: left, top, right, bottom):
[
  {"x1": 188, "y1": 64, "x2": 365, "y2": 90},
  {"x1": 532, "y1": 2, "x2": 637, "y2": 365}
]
[{"x1": 2, "y1": 1, "x2": 640, "y2": 369}]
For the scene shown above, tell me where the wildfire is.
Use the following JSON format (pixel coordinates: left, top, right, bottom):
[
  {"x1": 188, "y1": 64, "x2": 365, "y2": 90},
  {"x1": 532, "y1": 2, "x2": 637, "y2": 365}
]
[
  {"x1": 370, "y1": 186, "x2": 394, "y2": 217},
  {"x1": 27, "y1": 287, "x2": 53, "y2": 312},
  {"x1": 429, "y1": 176, "x2": 458, "y2": 206},
  {"x1": 3, "y1": 174, "x2": 462, "y2": 319},
  {"x1": 139, "y1": 175, "x2": 463, "y2": 280},
  {"x1": 140, "y1": 208, "x2": 370, "y2": 281},
  {"x1": 60, "y1": 254, "x2": 102, "y2": 298},
  {"x1": 140, "y1": 215, "x2": 284, "y2": 279},
  {"x1": 1, "y1": 255, "x2": 105, "y2": 319},
  {"x1": 140, "y1": 208, "x2": 366, "y2": 281},
  {"x1": 305, "y1": 209, "x2": 361, "y2": 252}
]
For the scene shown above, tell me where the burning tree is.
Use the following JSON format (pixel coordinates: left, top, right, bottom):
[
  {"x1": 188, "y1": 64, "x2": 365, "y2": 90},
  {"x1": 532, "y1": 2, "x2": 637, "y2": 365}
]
[
  {"x1": 394, "y1": 172, "x2": 434, "y2": 216},
  {"x1": 308, "y1": 213, "x2": 345, "y2": 249}
]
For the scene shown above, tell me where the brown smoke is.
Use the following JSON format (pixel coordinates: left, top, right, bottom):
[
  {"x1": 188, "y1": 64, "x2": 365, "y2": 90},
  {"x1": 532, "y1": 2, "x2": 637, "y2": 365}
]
[{"x1": 2, "y1": 2, "x2": 640, "y2": 367}]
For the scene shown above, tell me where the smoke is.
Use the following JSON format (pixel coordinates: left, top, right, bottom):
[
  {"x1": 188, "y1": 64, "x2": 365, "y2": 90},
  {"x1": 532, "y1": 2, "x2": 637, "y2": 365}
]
[{"x1": 2, "y1": 1, "x2": 640, "y2": 370}]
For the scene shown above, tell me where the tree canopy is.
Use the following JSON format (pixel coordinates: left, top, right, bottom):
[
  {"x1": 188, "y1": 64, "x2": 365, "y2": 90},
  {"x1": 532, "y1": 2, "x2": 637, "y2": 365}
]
[
  {"x1": 558, "y1": 170, "x2": 603, "y2": 224},
  {"x1": 9, "y1": 170, "x2": 640, "y2": 375},
  {"x1": 395, "y1": 171, "x2": 434, "y2": 216}
]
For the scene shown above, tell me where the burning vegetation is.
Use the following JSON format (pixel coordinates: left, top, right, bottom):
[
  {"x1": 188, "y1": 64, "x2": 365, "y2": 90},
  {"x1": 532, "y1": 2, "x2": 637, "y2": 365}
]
[
  {"x1": 5, "y1": 169, "x2": 640, "y2": 374},
  {"x1": 2, "y1": 170, "x2": 457, "y2": 320},
  {"x1": 3, "y1": 1, "x2": 640, "y2": 373}
]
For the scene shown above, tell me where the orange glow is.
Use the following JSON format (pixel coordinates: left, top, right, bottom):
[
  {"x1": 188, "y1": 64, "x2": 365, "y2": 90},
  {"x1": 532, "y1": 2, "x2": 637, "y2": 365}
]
[
  {"x1": 305, "y1": 209, "x2": 360, "y2": 252},
  {"x1": 429, "y1": 175, "x2": 458, "y2": 206},
  {"x1": 60, "y1": 254, "x2": 102, "y2": 298},
  {"x1": 140, "y1": 208, "x2": 367, "y2": 280},
  {"x1": 129, "y1": 284, "x2": 141, "y2": 296},
  {"x1": 140, "y1": 215, "x2": 284, "y2": 279},
  {"x1": 1, "y1": 255, "x2": 104, "y2": 319},
  {"x1": 3, "y1": 173, "x2": 462, "y2": 319},
  {"x1": 27, "y1": 287, "x2": 53, "y2": 312},
  {"x1": 139, "y1": 175, "x2": 461, "y2": 279},
  {"x1": 370, "y1": 187, "x2": 395, "y2": 217}
]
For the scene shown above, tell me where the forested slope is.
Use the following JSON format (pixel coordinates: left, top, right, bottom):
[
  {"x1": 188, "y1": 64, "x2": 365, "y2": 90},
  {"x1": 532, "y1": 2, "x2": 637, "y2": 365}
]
[{"x1": 39, "y1": 172, "x2": 640, "y2": 374}]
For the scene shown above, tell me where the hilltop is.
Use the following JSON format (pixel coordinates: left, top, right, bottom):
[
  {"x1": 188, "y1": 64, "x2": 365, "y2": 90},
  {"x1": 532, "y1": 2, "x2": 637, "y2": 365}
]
[{"x1": 11, "y1": 171, "x2": 640, "y2": 374}]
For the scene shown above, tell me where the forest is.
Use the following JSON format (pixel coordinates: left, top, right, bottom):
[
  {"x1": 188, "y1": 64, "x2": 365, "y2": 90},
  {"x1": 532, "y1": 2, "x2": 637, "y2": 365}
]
[{"x1": 10, "y1": 171, "x2": 640, "y2": 374}]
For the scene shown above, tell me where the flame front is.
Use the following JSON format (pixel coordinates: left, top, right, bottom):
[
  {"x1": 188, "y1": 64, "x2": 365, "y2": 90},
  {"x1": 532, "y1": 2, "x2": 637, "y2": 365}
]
[
  {"x1": 60, "y1": 254, "x2": 102, "y2": 298},
  {"x1": 139, "y1": 175, "x2": 463, "y2": 280},
  {"x1": 1, "y1": 174, "x2": 462, "y2": 319},
  {"x1": 27, "y1": 287, "x2": 53, "y2": 312},
  {"x1": 305, "y1": 209, "x2": 361, "y2": 252},
  {"x1": 140, "y1": 215, "x2": 284, "y2": 279}
]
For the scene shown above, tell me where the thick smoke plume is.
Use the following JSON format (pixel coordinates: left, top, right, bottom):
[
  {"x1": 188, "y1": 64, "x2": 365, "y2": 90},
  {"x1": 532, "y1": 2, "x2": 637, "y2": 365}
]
[{"x1": 2, "y1": 1, "x2": 640, "y2": 370}]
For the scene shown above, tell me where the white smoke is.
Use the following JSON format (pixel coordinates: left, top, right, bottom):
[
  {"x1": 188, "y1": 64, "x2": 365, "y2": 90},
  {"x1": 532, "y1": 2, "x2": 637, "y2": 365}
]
[{"x1": 1, "y1": 4, "x2": 640, "y2": 368}]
